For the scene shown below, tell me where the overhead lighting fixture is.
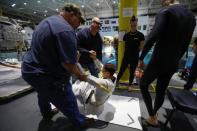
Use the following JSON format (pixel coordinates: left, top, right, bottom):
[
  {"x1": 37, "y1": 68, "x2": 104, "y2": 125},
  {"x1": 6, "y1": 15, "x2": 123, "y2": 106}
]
[
  {"x1": 113, "y1": 1, "x2": 116, "y2": 4},
  {"x1": 56, "y1": 8, "x2": 59, "y2": 12},
  {"x1": 96, "y1": 3, "x2": 99, "y2": 6},
  {"x1": 45, "y1": 10, "x2": 48, "y2": 13},
  {"x1": 37, "y1": 1, "x2": 41, "y2": 3},
  {"x1": 24, "y1": 2, "x2": 27, "y2": 6},
  {"x1": 11, "y1": 3, "x2": 16, "y2": 7},
  {"x1": 34, "y1": 11, "x2": 36, "y2": 14},
  {"x1": 81, "y1": 5, "x2": 84, "y2": 8},
  {"x1": 44, "y1": 14, "x2": 47, "y2": 16}
]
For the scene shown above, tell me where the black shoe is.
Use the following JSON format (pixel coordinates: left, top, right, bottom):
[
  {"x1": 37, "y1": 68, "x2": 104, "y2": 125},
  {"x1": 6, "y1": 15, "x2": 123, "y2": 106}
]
[
  {"x1": 42, "y1": 108, "x2": 59, "y2": 121},
  {"x1": 184, "y1": 85, "x2": 191, "y2": 90},
  {"x1": 78, "y1": 118, "x2": 95, "y2": 129}
]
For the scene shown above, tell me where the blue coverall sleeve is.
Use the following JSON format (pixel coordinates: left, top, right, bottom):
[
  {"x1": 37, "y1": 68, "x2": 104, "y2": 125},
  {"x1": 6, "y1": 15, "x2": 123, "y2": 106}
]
[{"x1": 56, "y1": 31, "x2": 77, "y2": 64}]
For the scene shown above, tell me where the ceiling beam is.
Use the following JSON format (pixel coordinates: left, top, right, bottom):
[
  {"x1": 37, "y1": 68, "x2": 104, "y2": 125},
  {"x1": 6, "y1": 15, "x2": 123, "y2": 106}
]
[
  {"x1": 78, "y1": 0, "x2": 96, "y2": 13},
  {"x1": 104, "y1": 0, "x2": 112, "y2": 9},
  {"x1": 60, "y1": 0, "x2": 97, "y2": 13},
  {"x1": 1, "y1": 5, "x2": 43, "y2": 23},
  {"x1": 3, "y1": 12, "x2": 41, "y2": 23}
]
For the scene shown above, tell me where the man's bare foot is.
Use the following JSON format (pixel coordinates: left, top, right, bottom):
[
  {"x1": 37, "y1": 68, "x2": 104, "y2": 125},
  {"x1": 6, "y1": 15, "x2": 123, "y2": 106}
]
[
  {"x1": 128, "y1": 86, "x2": 132, "y2": 92},
  {"x1": 145, "y1": 115, "x2": 159, "y2": 127}
]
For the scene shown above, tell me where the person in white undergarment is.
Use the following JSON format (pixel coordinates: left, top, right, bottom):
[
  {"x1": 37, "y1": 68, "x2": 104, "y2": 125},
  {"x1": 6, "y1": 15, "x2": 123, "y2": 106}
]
[{"x1": 73, "y1": 63, "x2": 116, "y2": 106}]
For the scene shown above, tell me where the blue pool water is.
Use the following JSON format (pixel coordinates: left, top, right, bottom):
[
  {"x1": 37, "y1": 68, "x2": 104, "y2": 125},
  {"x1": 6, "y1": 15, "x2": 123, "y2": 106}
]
[
  {"x1": 102, "y1": 46, "x2": 195, "y2": 69},
  {"x1": 1, "y1": 47, "x2": 195, "y2": 69}
]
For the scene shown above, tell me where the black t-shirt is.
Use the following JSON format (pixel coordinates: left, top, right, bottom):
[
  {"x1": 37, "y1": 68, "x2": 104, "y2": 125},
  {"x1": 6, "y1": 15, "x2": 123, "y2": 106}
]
[
  {"x1": 123, "y1": 31, "x2": 144, "y2": 59},
  {"x1": 77, "y1": 27, "x2": 103, "y2": 64}
]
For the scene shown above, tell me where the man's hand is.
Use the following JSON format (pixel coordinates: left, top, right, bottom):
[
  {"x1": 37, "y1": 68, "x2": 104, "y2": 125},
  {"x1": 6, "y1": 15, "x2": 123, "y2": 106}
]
[
  {"x1": 78, "y1": 74, "x2": 88, "y2": 81},
  {"x1": 89, "y1": 50, "x2": 97, "y2": 60},
  {"x1": 193, "y1": 43, "x2": 197, "y2": 55},
  {"x1": 138, "y1": 60, "x2": 144, "y2": 69},
  {"x1": 62, "y1": 63, "x2": 88, "y2": 81}
]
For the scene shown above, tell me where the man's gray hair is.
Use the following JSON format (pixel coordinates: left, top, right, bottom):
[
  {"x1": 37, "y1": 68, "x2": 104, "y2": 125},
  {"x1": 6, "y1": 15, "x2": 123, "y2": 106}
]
[
  {"x1": 61, "y1": 3, "x2": 82, "y2": 16},
  {"x1": 61, "y1": 3, "x2": 85, "y2": 23}
]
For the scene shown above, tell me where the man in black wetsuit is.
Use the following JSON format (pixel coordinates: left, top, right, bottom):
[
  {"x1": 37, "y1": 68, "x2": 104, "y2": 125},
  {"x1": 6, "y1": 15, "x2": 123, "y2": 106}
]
[
  {"x1": 116, "y1": 16, "x2": 144, "y2": 91},
  {"x1": 138, "y1": 0, "x2": 196, "y2": 126},
  {"x1": 184, "y1": 38, "x2": 197, "y2": 90}
]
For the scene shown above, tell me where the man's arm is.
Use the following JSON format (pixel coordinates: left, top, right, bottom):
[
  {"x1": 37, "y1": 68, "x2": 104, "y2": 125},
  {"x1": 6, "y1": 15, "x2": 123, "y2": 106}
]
[
  {"x1": 77, "y1": 30, "x2": 91, "y2": 56},
  {"x1": 139, "y1": 40, "x2": 145, "y2": 50},
  {"x1": 193, "y1": 42, "x2": 197, "y2": 55},
  {"x1": 94, "y1": 59, "x2": 103, "y2": 72},
  {"x1": 96, "y1": 34, "x2": 103, "y2": 61},
  {"x1": 86, "y1": 75, "x2": 114, "y2": 93},
  {"x1": 62, "y1": 63, "x2": 87, "y2": 81},
  {"x1": 77, "y1": 30, "x2": 98, "y2": 60},
  {"x1": 139, "y1": 9, "x2": 168, "y2": 61},
  {"x1": 139, "y1": 32, "x2": 145, "y2": 50},
  {"x1": 56, "y1": 31, "x2": 87, "y2": 81},
  {"x1": 179, "y1": 17, "x2": 196, "y2": 58}
]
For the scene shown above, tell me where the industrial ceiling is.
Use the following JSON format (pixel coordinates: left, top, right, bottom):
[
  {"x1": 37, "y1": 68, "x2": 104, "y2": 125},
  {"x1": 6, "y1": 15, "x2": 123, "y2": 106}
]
[{"x1": 0, "y1": 0, "x2": 197, "y2": 24}]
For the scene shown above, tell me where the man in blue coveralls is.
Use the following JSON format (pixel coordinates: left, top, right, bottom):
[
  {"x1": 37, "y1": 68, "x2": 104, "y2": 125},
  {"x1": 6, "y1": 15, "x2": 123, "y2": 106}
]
[{"x1": 21, "y1": 3, "x2": 94, "y2": 128}]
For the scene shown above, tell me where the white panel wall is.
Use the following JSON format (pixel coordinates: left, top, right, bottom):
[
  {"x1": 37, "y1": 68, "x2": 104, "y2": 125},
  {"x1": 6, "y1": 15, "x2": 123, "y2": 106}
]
[
  {"x1": 85, "y1": 9, "x2": 119, "y2": 19},
  {"x1": 79, "y1": 14, "x2": 197, "y2": 39},
  {"x1": 79, "y1": 16, "x2": 149, "y2": 38},
  {"x1": 137, "y1": 15, "x2": 149, "y2": 36}
]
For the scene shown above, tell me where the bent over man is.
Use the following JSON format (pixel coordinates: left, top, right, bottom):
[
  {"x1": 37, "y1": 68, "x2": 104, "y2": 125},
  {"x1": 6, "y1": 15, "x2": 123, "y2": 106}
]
[{"x1": 22, "y1": 3, "x2": 93, "y2": 128}]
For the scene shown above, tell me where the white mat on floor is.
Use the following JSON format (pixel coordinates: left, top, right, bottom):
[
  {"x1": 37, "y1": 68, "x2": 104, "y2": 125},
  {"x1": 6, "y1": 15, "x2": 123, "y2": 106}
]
[{"x1": 77, "y1": 95, "x2": 142, "y2": 130}]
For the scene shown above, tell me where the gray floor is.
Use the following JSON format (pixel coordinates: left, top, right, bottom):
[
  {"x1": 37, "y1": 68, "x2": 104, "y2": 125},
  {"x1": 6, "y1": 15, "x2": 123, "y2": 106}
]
[
  {"x1": 0, "y1": 65, "x2": 32, "y2": 101},
  {"x1": 0, "y1": 89, "x2": 197, "y2": 131}
]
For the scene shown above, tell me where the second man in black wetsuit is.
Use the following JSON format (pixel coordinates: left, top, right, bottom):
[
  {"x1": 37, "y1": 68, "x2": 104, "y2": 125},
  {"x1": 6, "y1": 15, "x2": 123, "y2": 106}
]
[
  {"x1": 138, "y1": 0, "x2": 196, "y2": 126},
  {"x1": 116, "y1": 16, "x2": 145, "y2": 91}
]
